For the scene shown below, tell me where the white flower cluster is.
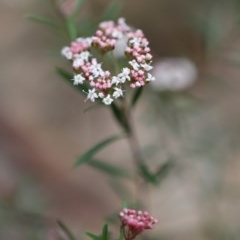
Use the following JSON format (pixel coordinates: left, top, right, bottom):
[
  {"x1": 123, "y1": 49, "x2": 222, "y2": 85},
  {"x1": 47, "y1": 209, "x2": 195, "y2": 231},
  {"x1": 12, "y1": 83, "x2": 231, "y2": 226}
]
[
  {"x1": 151, "y1": 58, "x2": 198, "y2": 91},
  {"x1": 61, "y1": 18, "x2": 155, "y2": 105}
]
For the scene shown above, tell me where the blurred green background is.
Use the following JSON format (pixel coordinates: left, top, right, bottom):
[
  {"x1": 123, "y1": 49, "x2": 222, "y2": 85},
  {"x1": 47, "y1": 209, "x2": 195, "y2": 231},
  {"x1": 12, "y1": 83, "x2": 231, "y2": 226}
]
[{"x1": 0, "y1": 0, "x2": 240, "y2": 239}]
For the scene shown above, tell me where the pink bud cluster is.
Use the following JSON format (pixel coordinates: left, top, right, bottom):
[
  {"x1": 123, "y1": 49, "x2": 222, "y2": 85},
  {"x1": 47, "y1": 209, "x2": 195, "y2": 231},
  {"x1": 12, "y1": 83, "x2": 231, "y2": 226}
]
[
  {"x1": 71, "y1": 38, "x2": 92, "y2": 54},
  {"x1": 119, "y1": 208, "x2": 158, "y2": 240},
  {"x1": 126, "y1": 30, "x2": 152, "y2": 62},
  {"x1": 126, "y1": 30, "x2": 154, "y2": 88},
  {"x1": 91, "y1": 19, "x2": 129, "y2": 53},
  {"x1": 61, "y1": 18, "x2": 155, "y2": 105}
]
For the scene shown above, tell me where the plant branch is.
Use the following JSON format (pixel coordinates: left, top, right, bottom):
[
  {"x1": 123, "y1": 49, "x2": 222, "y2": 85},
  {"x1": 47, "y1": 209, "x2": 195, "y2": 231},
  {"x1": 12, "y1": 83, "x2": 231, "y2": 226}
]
[{"x1": 122, "y1": 100, "x2": 149, "y2": 205}]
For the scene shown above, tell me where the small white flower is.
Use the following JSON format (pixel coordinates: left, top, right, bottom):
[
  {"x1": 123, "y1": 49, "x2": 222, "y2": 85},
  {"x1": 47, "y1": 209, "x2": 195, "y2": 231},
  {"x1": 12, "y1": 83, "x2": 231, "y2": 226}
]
[
  {"x1": 113, "y1": 87, "x2": 123, "y2": 99},
  {"x1": 79, "y1": 51, "x2": 91, "y2": 61},
  {"x1": 61, "y1": 47, "x2": 73, "y2": 60},
  {"x1": 146, "y1": 73, "x2": 155, "y2": 82},
  {"x1": 103, "y1": 94, "x2": 113, "y2": 105},
  {"x1": 91, "y1": 68, "x2": 100, "y2": 78},
  {"x1": 86, "y1": 88, "x2": 98, "y2": 102},
  {"x1": 111, "y1": 76, "x2": 121, "y2": 85},
  {"x1": 90, "y1": 60, "x2": 104, "y2": 78},
  {"x1": 129, "y1": 60, "x2": 140, "y2": 71},
  {"x1": 122, "y1": 68, "x2": 131, "y2": 79},
  {"x1": 141, "y1": 63, "x2": 153, "y2": 71},
  {"x1": 117, "y1": 67, "x2": 131, "y2": 83},
  {"x1": 73, "y1": 58, "x2": 84, "y2": 68},
  {"x1": 73, "y1": 74, "x2": 85, "y2": 85},
  {"x1": 129, "y1": 38, "x2": 141, "y2": 47},
  {"x1": 91, "y1": 68, "x2": 104, "y2": 78}
]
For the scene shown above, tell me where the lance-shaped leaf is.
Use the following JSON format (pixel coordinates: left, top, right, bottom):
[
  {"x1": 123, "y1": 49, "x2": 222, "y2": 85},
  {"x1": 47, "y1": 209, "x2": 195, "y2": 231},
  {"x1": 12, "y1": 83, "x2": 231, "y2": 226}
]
[
  {"x1": 66, "y1": 16, "x2": 78, "y2": 40},
  {"x1": 110, "y1": 103, "x2": 130, "y2": 133},
  {"x1": 55, "y1": 66, "x2": 72, "y2": 79},
  {"x1": 86, "y1": 232, "x2": 102, "y2": 240},
  {"x1": 155, "y1": 159, "x2": 174, "y2": 184},
  {"x1": 74, "y1": 135, "x2": 124, "y2": 168},
  {"x1": 57, "y1": 220, "x2": 76, "y2": 240},
  {"x1": 86, "y1": 224, "x2": 109, "y2": 240},
  {"x1": 138, "y1": 163, "x2": 158, "y2": 185},
  {"x1": 88, "y1": 159, "x2": 130, "y2": 178},
  {"x1": 131, "y1": 87, "x2": 143, "y2": 108},
  {"x1": 55, "y1": 67, "x2": 88, "y2": 93},
  {"x1": 101, "y1": 224, "x2": 109, "y2": 240}
]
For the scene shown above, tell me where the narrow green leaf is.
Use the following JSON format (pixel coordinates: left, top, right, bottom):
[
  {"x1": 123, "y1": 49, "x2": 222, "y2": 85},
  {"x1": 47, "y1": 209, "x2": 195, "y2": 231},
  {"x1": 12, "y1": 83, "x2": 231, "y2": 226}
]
[
  {"x1": 110, "y1": 103, "x2": 130, "y2": 133},
  {"x1": 102, "y1": 224, "x2": 109, "y2": 240},
  {"x1": 101, "y1": 0, "x2": 123, "y2": 21},
  {"x1": 155, "y1": 160, "x2": 174, "y2": 184},
  {"x1": 131, "y1": 87, "x2": 143, "y2": 107},
  {"x1": 55, "y1": 67, "x2": 88, "y2": 93},
  {"x1": 55, "y1": 66, "x2": 72, "y2": 80},
  {"x1": 86, "y1": 232, "x2": 101, "y2": 240},
  {"x1": 57, "y1": 220, "x2": 76, "y2": 240},
  {"x1": 74, "y1": 135, "x2": 124, "y2": 168},
  {"x1": 88, "y1": 159, "x2": 129, "y2": 178},
  {"x1": 86, "y1": 224, "x2": 109, "y2": 240},
  {"x1": 66, "y1": 16, "x2": 78, "y2": 40},
  {"x1": 26, "y1": 14, "x2": 60, "y2": 29},
  {"x1": 139, "y1": 164, "x2": 158, "y2": 185}
]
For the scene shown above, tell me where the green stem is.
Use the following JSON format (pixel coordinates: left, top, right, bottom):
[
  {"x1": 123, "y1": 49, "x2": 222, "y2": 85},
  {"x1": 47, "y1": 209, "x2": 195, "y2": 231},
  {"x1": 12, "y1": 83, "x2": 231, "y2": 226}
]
[{"x1": 123, "y1": 100, "x2": 149, "y2": 206}]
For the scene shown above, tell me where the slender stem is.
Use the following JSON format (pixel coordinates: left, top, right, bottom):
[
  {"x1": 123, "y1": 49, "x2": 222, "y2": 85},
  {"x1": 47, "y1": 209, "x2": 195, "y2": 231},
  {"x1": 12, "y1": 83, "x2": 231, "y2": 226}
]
[
  {"x1": 123, "y1": 100, "x2": 148, "y2": 206},
  {"x1": 108, "y1": 51, "x2": 147, "y2": 205},
  {"x1": 126, "y1": 108, "x2": 143, "y2": 167}
]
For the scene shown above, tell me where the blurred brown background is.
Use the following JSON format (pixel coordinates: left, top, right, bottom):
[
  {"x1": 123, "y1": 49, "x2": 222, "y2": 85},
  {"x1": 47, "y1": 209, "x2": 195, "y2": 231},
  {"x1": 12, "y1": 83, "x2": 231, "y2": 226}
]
[{"x1": 0, "y1": 0, "x2": 240, "y2": 239}]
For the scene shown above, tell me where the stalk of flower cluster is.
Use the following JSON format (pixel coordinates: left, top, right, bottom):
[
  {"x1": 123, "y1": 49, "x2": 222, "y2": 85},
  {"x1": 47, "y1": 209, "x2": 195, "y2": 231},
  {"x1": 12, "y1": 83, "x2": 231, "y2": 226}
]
[{"x1": 121, "y1": 99, "x2": 150, "y2": 206}]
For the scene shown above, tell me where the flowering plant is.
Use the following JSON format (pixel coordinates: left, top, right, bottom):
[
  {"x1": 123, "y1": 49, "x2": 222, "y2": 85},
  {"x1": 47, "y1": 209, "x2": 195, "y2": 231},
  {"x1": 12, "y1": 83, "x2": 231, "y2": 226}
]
[
  {"x1": 61, "y1": 18, "x2": 155, "y2": 105},
  {"x1": 57, "y1": 208, "x2": 158, "y2": 240},
  {"x1": 28, "y1": 1, "x2": 179, "y2": 239},
  {"x1": 119, "y1": 208, "x2": 158, "y2": 240}
]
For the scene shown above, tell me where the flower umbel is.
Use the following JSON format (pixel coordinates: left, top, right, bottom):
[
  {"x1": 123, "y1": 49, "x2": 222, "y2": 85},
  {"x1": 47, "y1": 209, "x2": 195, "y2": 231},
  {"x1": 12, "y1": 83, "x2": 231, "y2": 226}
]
[
  {"x1": 119, "y1": 208, "x2": 158, "y2": 240},
  {"x1": 61, "y1": 18, "x2": 155, "y2": 105},
  {"x1": 151, "y1": 58, "x2": 197, "y2": 91}
]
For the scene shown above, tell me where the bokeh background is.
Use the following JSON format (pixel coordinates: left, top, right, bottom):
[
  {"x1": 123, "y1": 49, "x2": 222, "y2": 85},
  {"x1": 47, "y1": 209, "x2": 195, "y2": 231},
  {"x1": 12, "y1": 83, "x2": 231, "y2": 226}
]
[{"x1": 0, "y1": 0, "x2": 240, "y2": 239}]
